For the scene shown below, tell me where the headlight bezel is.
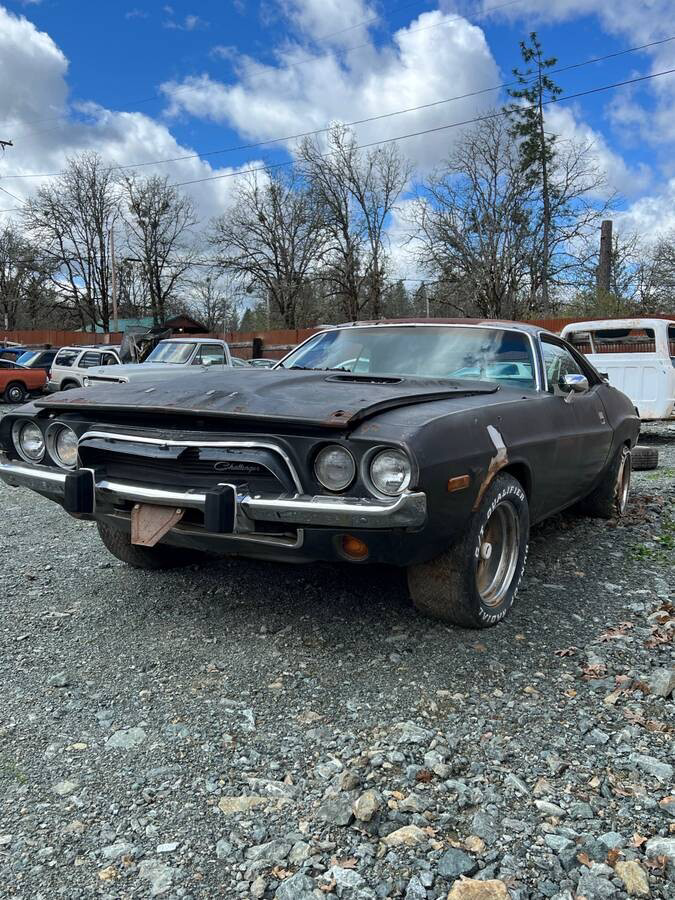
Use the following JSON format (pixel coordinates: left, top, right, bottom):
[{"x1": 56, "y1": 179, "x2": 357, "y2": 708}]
[
  {"x1": 46, "y1": 422, "x2": 79, "y2": 469},
  {"x1": 366, "y1": 447, "x2": 413, "y2": 497},
  {"x1": 11, "y1": 419, "x2": 46, "y2": 463},
  {"x1": 313, "y1": 444, "x2": 356, "y2": 492}
]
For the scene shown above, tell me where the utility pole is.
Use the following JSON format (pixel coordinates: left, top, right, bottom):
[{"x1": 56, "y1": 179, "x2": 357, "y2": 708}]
[
  {"x1": 0, "y1": 140, "x2": 12, "y2": 151},
  {"x1": 597, "y1": 219, "x2": 612, "y2": 300},
  {"x1": 109, "y1": 228, "x2": 119, "y2": 334}
]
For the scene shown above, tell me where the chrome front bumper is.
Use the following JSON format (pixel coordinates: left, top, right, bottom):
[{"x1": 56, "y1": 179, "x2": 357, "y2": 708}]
[{"x1": 0, "y1": 453, "x2": 427, "y2": 531}]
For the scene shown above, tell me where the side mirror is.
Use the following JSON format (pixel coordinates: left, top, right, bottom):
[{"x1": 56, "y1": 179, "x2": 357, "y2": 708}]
[{"x1": 561, "y1": 373, "x2": 589, "y2": 394}]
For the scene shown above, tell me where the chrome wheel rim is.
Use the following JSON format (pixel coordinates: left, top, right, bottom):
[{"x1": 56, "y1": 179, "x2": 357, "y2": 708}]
[
  {"x1": 617, "y1": 452, "x2": 631, "y2": 514},
  {"x1": 476, "y1": 502, "x2": 520, "y2": 608}
]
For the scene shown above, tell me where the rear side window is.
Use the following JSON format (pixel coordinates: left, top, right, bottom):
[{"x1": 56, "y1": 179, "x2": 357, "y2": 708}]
[
  {"x1": 54, "y1": 349, "x2": 79, "y2": 368},
  {"x1": 570, "y1": 327, "x2": 657, "y2": 354},
  {"x1": 669, "y1": 325, "x2": 675, "y2": 364},
  {"x1": 79, "y1": 351, "x2": 102, "y2": 368}
]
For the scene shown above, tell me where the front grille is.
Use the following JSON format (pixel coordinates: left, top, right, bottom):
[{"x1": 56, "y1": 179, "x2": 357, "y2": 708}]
[{"x1": 78, "y1": 439, "x2": 297, "y2": 494}]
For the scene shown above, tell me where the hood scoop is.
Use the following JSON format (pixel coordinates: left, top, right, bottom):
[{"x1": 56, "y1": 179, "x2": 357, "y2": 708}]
[{"x1": 325, "y1": 373, "x2": 403, "y2": 385}]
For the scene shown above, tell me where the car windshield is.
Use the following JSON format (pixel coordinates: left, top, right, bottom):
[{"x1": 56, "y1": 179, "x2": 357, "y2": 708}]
[
  {"x1": 16, "y1": 351, "x2": 41, "y2": 366},
  {"x1": 145, "y1": 341, "x2": 196, "y2": 364},
  {"x1": 281, "y1": 326, "x2": 536, "y2": 388}
]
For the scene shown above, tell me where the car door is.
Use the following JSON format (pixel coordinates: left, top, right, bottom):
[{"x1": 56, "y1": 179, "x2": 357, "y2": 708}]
[{"x1": 540, "y1": 336, "x2": 613, "y2": 505}]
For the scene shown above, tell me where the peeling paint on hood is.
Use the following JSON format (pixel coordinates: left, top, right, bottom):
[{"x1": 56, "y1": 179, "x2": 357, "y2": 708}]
[{"x1": 36, "y1": 369, "x2": 499, "y2": 429}]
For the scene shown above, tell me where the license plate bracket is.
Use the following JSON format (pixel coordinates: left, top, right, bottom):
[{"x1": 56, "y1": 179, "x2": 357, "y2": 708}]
[{"x1": 131, "y1": 503, "x2": 184, "y2": 546}]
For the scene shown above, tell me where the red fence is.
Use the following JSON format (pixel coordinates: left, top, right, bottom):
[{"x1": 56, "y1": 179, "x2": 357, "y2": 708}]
[{"x1": 1, "y1": 316, "x2": 672, "y2": 359}]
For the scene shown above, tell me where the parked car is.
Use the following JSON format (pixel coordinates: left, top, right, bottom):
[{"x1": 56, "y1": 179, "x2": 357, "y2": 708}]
[
  {"x1": 231, "y1": 357, "x2": 251, "y2": 367},
  {"x1": 48, "y1": 345, "x2": 122, "y2": 392},
  {"x1": 15, "y1": 349, "x2": 59, "y2": 372},
  {"x1": 248, "y1": 358, "x2": 276, "y2": 368},
  {"x1": 0, "y1": 362, "x2": 47, "y2": 403},
  {"x1": 561, "y1": 318, "x2": 675, "y2": 420},
  {"x1": 0, "y1": 320, "x2": 639, "y2": 628},
  {"x1": 82, "y1": 338, "x2": 233, "y2": 387},
  {"x1": 0, "y1": 346, "x2": 30, "y2": 362}
]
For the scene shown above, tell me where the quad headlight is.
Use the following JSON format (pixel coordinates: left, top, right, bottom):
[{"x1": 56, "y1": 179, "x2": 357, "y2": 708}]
[
  {"x1": 47, "y1": 423, "x2": 78, "y2": 469},
  {"x1": 369, "y1": 449, "x2": 412, "y2": 496},
  {"x1": 314, "y1": 445, "x2": 356, "y2": 492},
  {"x1": 11, "y1": 420, "x2": 46, "y2": 462}
]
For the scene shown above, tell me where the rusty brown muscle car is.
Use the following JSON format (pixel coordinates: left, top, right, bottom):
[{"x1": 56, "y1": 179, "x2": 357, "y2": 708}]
[{"x1": 0, "y1": 320, "x2": 640, "y2": 627}]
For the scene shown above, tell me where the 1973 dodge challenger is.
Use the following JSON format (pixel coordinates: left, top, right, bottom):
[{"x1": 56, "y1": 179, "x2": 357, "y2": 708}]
[{"x1": 0, "y1": 320, "x2": 639, "y2": 628}]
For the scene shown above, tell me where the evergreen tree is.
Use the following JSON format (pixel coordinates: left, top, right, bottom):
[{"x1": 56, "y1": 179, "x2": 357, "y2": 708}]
[{"x1": 507, "y1": 32, "x2": 562, "y2": 312}]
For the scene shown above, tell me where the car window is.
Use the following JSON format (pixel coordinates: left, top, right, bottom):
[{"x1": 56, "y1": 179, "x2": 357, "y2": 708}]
[
  {"x1": 196, "y1": 344, "x2": 225, "y2": 366},
  {"x1": 101, "y1": 353, "x2": 118, "y2": 367},
  {"x1": 668, "y1": 325, "x2": 675, "y2": 364},
  {"x1": 54, "y1": 349, "x2": 79, "y2": 368},
  {"x1": 541, "y1": 339, "x2": 584, "y2": 393},
  {"x1": 16, "y1": 351, "x2": 40, "y2": 366},
  {"x1": 146, "y1": 341, "x2": 196, "y2": 364},
  {"x1": 79, "y1": 351, "x2": 103, "y2": 368}
]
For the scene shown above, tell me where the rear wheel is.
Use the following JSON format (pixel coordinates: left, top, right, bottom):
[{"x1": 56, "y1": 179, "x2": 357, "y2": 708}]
[
  {"x1": 577, "y1": 445, "x2": 631, "y2": 519},
  {"x1": 97, "y1": 521, "x2": 210, "y2": 570},
  {"x1": 632, "y1": 445, "x2": 658, "y2": 471},
  {"x1": 408, "y1": 473, "x2": 529, "y2": 628},
  {"x1": 4, "y1": 382, "x2": 27, "y2": 404}
]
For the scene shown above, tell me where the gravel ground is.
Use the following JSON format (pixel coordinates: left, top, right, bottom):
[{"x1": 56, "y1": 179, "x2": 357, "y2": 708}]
[{"x1": 0, "y1": 409, "x2": 673, "y2": 900}]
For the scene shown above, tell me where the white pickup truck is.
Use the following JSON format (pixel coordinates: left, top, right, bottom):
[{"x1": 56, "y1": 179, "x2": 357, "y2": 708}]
[
  {"x1": 82, "y1": 337, "x2": 233, "y2": 388},
  {"x1": 561, "y1": 318, "x2": 674, "y2": 420}
]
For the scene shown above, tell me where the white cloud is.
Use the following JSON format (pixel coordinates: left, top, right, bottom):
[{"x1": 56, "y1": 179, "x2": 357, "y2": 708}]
[
  {"x1": 544, "y1": 105, "x2": 652, "y2": 198},
  {"x1": 0, "y1": 6, "x2": 251, "y2": 223},
  {"x1": 162, "y1": 10, "x2": 501, "y2": 171},
  {"x1": 163, "y1": 12, "x2": 208, "y2": 31},
  {"x1": 280, "y1": 0, "x2": 378, "y2": 46}
]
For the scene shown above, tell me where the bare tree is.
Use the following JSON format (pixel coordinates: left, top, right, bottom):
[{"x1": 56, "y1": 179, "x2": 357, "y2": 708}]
[
  {"x1": 299, "y1": 125, "x2": 410, "y2": 320},
  {"x1": 411, "y1": 117, "x2": 536, "y2": 318},
  {"x1": 209, "y1": 169, "x2": 326, "y2": 328},
  {"x1": 0, "y1": 221, "x2": 55, "y2": 329},
  {"x1": 22, "y1": 152, "x2": 119, "y2": 331},
  {"x1": 120, "y1": 173, "x2": 197, "y2": 325},
  {"x1": 187, "y1": 268, "x2": 242, "y2": 333}
]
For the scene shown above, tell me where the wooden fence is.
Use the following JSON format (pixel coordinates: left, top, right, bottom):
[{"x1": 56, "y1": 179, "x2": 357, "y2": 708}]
[{"x1": 1, "y1": 316, "x2": 672, "y2": 360}]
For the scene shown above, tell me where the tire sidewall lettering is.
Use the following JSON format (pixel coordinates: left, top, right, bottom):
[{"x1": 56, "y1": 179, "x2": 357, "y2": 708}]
[{"x1": 474, "y1": 480, "x2": 527, "y2": 623}]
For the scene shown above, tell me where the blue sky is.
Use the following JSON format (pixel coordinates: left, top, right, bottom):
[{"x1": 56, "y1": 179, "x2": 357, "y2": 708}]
[{"x1": 1, "y1": 0, "x2": 675, "y2": 269}]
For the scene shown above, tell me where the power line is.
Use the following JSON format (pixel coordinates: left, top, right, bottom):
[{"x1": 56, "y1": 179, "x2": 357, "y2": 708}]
[
  {"x1": 0, "y1": 184, "x2": 23, "y2": 204},
  {"x1": 3, "y1": 34, "x2": 674, "y2": 182},
  {"x1": 172, "y1": 66, "x2": 675, "y2": 187}
]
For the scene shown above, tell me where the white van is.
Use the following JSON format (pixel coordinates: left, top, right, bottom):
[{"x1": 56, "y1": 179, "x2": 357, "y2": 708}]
[{"x1": 561, "y1": 318, "x2": 675, "y2": 421}]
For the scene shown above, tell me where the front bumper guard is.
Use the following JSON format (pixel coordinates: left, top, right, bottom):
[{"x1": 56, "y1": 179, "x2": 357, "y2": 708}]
[{"x1": 0, "y1": 453, "x2": 427, "y2": 532}]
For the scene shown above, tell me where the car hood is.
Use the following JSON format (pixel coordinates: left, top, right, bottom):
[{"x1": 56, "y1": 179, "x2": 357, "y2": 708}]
[
  {"x1": 35, "y1": 369, "x2": 498, "y2": 428},
  {"x1": 86, "y1": 362, "x2": 231, "y2": 377}
]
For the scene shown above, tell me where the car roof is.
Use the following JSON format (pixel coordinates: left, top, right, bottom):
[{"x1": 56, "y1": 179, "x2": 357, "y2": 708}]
[
  {"x1": 333, "y1": 318, "x2": 555, "y2": 337},
  {"x1": 157, "y1": 336, "x2": 223, "y2": 343},
  {"x1": 561, "y1": 318, "x2": 675, "y2": 331},
  {"x1": 59, "y1": 345, "x2": 121, "y2": 352}
]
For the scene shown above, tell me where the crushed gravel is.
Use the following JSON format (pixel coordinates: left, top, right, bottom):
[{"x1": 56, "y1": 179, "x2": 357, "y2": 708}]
[{"x1": 0, "y1": 408, "x2": 673, "y2": 900}]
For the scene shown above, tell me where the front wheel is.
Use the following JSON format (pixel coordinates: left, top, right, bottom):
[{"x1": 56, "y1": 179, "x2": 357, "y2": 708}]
[
  {"x1": 408, "y1": 473, "x2": 529, "y2": 628},
  {"x1": 97, "y1": 521, "x2": 211, "y2": 570},
  {"x1": 4, "y1": 382, "x2": 27, "y2": 404}
]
